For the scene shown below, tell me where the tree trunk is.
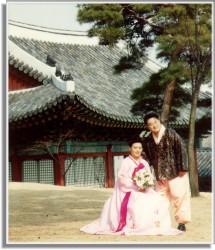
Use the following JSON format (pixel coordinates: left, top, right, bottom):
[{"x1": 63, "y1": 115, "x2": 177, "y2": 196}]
[
  {"x1": 188, "y1": 84, "x2": 201, "y2": 197},
  {"x1": 160, "y1": 78, "x2": 177, "y2": 126}
]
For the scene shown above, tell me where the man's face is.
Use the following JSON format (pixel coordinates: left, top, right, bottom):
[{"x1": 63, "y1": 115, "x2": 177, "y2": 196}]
[{"x1": 146, "y1": 117, "x2": 162, "y2": 134}]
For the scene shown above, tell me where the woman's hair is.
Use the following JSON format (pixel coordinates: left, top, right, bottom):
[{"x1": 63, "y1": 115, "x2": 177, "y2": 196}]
[
  {"x1": 143, "y1": 111, "x2": 160, "y2": 125},
  {"x1": 128, "y1": 137, "x2": 143, "y2": 147}
]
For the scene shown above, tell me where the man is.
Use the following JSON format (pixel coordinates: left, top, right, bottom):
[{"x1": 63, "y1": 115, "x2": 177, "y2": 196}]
[{"x1": 143, "y1": 111, "x2": 191, "y2": 232}]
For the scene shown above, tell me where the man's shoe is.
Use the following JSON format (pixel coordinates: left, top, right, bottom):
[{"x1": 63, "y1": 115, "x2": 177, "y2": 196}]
[{"x1": 178, "y1": 223, "x2": 186, "y2": 231}]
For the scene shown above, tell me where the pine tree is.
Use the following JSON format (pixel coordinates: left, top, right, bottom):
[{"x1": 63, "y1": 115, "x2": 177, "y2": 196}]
[{"x1": 77, "y1": 3, "x2": 212, "y2": 196}]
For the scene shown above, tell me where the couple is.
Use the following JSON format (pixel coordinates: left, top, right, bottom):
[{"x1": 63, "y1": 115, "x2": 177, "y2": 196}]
[{"x1": 80, "y1": 111, "x2": 191, "y2": 235}]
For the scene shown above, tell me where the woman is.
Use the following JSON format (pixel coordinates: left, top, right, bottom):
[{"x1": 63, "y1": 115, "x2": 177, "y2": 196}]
[{"x1": 80, "y1": 138, "x2": 183, "y2": 235}]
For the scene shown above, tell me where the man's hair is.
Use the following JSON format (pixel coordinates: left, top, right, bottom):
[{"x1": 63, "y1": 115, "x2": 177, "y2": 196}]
[
  {"x1": 128, "y1": 137, "x2": 143, "y2": 147},
  {"x1": 144, "y1": 111, "x2": 160, "y2": 125}
]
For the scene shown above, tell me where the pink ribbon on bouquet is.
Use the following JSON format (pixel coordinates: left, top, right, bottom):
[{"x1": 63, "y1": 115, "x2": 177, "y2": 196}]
[{"x1": 115, "y1": 162, "x2": 145, "y2": 232}]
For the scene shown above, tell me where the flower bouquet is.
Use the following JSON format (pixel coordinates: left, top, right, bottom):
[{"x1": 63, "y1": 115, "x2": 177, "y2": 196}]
[{"x1": 132, "y1": 169, "x2": 155, "y2": 191}]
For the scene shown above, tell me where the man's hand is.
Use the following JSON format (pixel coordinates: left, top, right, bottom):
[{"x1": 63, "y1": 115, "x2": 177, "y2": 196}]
[{"x1": 178, "y1": 171, "x2": 187, "y2": 177}]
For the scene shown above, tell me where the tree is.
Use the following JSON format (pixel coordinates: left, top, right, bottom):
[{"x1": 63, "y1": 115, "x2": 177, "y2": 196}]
[
  {"x1": 152, "y1": 4, "x2": 212, "y2": 196},
  {"x1": 77, "y1": 3, "x2": 185, "y2": 125},
  {"x1": 128, "y1": 5, "x2": 212, "y2": 197},
  {"x1": 26, "y1": 129, "x2": 77, "y2": 184},
  {"x1": 9, "y1": 121, "x2": 86, "y2": 186},
  {"x1": 77, "y1": 3, "x2": 212, "y2": 196},
  {"x1": 77, "y1": 4, "x2": 162, "y2": 64},
  {"x1": 19, "y1": 128, "x2": 80, "y2": 184},
  {"x1": 183, "y1": 4, "x2": 211, "y2": 196}
]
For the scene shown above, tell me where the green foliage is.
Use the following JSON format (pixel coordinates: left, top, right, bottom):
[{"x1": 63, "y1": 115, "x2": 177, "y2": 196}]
[
  {"x1": 77, "y1": 3, "x2": 211, "y2": 124},
  {"x1": 113, "y1": 55, "x2": 142, "y2": 73},
  {"x1": 77, "y1": 3, "x2": 212, "y2": 197},
  {"x1": 78, "y1": 4, "x2": 125, "y2": 45},
  {"x1": 77, "y1": 3, "x2": 160, "y2": 50},
  {"x1": 77, "y1": 4, "x2": 123, "y2": 24},
  {"x1": 135, "y1": 3, "x2": 211, "y2": 122},
  {"x1": 130, "y1": 66, "x2": 192, "y2": 119}
]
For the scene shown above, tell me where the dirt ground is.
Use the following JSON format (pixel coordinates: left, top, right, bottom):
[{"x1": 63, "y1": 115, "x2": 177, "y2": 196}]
[{"x1": 7, "y1": 182, "x2": 213, "y2": 245}]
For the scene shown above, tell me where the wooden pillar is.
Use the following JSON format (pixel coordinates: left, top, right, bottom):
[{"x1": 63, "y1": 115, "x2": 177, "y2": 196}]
[
  {"x1": 11, "y1": 154, "x2": 22, "y2": 182},
  {"x1": 105, "y1": 144, "x2": 114, "y2": 188},
  {"x1": 54, "y1": 155, "x2": 65, "y2": 186}
]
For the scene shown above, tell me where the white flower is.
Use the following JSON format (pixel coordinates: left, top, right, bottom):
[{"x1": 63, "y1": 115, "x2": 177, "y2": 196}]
[{"x1": 133, "y1": 169, "x2": 155, "y2": 190}]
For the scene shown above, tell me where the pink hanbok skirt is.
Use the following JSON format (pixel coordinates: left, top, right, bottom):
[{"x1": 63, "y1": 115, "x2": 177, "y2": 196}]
[{"x1": 80, "y1": 188, "x2": 183, "y2": 236}]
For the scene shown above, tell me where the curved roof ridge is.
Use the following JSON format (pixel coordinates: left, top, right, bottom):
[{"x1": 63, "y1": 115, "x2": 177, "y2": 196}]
[
  {"x1": 9, "y1": 20, "x2": 89, "y2": 35},
  {"x1": 76, "y1": 94, "x2": 143, "y2": 124},
  {"x1": 9, "y1": 85, "x2": 44, "y2": 95},
  {"x1": 8, "y1": 20, "x2": 99, "y2": 46},
  {"x1": 9, "y1": 39, "x2": 55, "y2": 84}
]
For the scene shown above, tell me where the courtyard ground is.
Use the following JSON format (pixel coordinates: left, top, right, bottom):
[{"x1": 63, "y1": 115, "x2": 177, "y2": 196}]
[{"x1": 7, "y1": 182, "x2": 213, "y2": 245}]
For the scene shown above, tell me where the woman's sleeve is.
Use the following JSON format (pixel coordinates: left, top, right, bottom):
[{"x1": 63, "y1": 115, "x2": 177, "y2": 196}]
[
  {"x1": 142, "y1": 159, "x2": 150, "y2": 170},
  {"x1": 117, "y1": 159, "x2": 139, "y2": 193}
]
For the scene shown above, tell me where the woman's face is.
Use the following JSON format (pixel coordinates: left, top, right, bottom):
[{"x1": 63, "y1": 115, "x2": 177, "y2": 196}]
[{"x1": 130, "y1": 142, "x2": 142, "y2": 160}]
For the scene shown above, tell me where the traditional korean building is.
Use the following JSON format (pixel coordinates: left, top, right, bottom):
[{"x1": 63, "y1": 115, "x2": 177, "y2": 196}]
[{"x1": 8, "y1": 21, "x2": 212, "y2": 190}]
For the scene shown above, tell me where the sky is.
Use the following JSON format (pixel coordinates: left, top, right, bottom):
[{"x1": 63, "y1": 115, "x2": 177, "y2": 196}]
[
  {"x1": 7, "y1": 2, "x2": 213, "y2": 86},
  {"x1": 8, "y1": 2, "x2": 92, "y2": 31},
  {"x1": 7, "y1": 2, "x2": 164, "y2": 66}
]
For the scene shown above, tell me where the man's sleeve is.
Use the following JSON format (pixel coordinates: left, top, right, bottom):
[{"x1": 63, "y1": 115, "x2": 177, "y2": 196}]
[{"x1": 173, "y1": 131, "x2": 189, "y2": 172}]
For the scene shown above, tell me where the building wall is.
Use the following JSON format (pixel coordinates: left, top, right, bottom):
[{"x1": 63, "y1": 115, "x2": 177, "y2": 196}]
[
  {"x1": 201, "y1": 135, "x2": 212, "y2": 148},
  {"x1": 9, "y1": 66, "x2": 42, "y2": 91}
]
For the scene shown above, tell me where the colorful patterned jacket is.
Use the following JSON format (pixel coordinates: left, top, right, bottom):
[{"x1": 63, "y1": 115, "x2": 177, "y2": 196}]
[{"x1": 143, "y1": 128, "x2": 188, "y2": 181}]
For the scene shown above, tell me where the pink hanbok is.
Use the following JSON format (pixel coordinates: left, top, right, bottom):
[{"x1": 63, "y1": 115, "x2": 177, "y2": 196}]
[{"x1": 80, "y1": 156, "x2": 183, "y2": 235}]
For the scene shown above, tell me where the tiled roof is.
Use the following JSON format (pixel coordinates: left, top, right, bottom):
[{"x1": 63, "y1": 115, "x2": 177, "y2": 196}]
[
  {"x1": 8, "y1": 36, "x2": 153, "y2": 126},
  {"x1": 9, "y1": 82, "x2": 144, "y2": 128},
  {"x1": 197, "y1": 149, "x2": 212, "y2": 178},
  {"x1": 8, "y1": 40, "x2": 56, "y2": 85},
  {"x1": 9, "y1": 84, "x2": 74, "y2": 123},
  {"x1": 169, "y1": 88, "x2": 211, "y2": 128},
  {"x1": 8, "y1": 36, "x2": 211, "y2": 129}
]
